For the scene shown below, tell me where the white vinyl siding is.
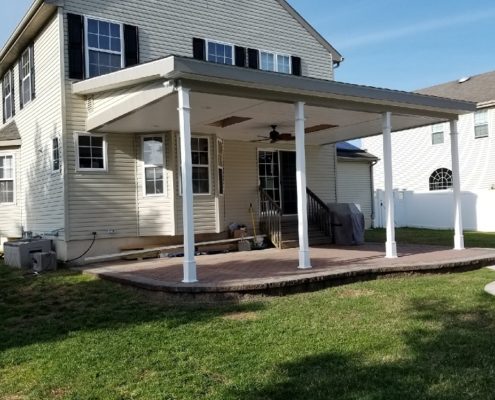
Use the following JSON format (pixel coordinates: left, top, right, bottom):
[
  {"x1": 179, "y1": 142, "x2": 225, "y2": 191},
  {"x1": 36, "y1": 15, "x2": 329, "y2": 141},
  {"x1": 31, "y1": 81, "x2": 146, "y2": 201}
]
[
  {"x1": 362, "y1": 107, "x2": 495, "y2": 192},
  {"x1": 63, "y1": 0, "x2": 334, "y2": 80},
  {"x1": 3, "y1": 15, "x2": 65, "y2": 238},
  {"x1": 337, "y1": 161, "x2": 373, "y2": 228}
]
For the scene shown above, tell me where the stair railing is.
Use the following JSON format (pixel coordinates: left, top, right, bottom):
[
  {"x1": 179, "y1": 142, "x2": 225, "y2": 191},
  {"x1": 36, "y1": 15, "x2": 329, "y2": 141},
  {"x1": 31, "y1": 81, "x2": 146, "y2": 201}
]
[
  {"x1": 306, "y1": 187, "x2": 333, "y2": 241},
  {"x1": 259, "y1": 187, "x2": 283, "y2": 248}
]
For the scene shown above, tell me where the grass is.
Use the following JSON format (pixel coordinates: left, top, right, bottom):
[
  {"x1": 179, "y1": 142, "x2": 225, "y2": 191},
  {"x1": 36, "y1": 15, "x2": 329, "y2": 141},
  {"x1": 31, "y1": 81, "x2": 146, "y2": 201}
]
[
  {"x1": 1, "y1": 264, "x2": 495, "y2": 399},
  {"x1": 366, "y1": 227, "x2": 495, "y2": 248}
]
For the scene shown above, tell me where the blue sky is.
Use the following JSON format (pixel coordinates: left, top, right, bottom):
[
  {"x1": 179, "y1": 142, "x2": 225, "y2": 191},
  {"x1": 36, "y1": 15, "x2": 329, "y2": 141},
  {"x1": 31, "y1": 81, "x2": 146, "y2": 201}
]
[{"x1": 1, "y1": 0, "x2": 495, "y2": 91}]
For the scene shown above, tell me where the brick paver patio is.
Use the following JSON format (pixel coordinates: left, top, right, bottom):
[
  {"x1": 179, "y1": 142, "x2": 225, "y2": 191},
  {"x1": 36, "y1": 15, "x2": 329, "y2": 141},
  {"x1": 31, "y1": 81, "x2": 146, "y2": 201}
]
[{"x1": 79, "y1": 244, "x2": 495, "y2": 297}]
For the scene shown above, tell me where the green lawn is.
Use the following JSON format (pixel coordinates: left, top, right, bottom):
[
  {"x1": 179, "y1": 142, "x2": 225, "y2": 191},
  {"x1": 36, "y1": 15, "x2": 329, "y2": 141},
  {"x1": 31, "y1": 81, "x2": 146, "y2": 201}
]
[
  {"x1": 366, "y1": 228, "x2": 495, "y2": 248},
  {"x1": 1, "y1": 264, "x2": 495, "y2": 399}
]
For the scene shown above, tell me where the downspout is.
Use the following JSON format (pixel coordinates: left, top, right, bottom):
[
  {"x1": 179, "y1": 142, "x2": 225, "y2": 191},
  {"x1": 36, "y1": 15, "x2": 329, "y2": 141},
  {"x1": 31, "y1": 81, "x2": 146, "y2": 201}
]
[{"x1": 369, "y1": 159, "x2": 378, "y2": 228}]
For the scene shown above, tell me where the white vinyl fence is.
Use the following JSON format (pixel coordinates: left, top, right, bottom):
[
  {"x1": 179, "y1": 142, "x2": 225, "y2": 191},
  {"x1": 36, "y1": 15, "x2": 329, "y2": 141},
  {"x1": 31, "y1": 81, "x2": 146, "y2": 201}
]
[{"x1": 374, "y1": 189, "x2": 495, "y2": 232}]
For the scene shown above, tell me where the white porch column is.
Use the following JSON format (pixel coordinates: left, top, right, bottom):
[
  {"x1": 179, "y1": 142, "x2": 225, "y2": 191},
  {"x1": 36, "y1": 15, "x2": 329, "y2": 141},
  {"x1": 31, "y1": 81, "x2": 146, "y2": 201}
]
[
  {"x1": 295, "y1": 101, "x2": 312, "y2": 269},
  {"x1": 450, "y1": 119, "x2": 465, "y2": 250},
  {"x1": 382, "y1": 112, "x2": 398, "y2": 258},
  {"x1": 178, "y1": 86, "x2": 198, "y2": 283}
]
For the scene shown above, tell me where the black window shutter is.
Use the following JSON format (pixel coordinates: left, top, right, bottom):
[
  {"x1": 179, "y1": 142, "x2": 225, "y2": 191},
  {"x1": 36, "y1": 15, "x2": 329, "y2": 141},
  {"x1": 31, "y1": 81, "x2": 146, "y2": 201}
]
[
  {"x1": 124, "y1": 24, "x2": 139, "y2": 67},
  {"x1": 30, "y1": 44, "x2": 36, "y2": 100},
  {"x1": 234, "y1": 46, "x2": 246, "y2": 67},
  {"x1": 11, "y1": 69, "x2": 15, "y2": 117},
  {"x1": 18, "y1": 63, "x2": 24, "y2": 110},
  {"x1": 247, "y1": 48, "x2": 259, "y2": 69},
  {"x1": 1, "y1": 81, "x2": 5, "y2": 123},
  {"x1": 67, "y1": 13, "x2": 85, "y2": 79},
  {"x1": 291, "y1": 56, "x2": 302, "y2": 76},
  {"x1": 192, "y1": 38, "x2": 206, "y2": 60}
]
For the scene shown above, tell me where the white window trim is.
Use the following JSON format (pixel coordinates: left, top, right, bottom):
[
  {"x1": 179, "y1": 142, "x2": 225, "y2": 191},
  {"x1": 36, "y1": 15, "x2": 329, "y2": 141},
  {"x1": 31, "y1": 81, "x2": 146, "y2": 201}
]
[
  {"x1": 259, "y1": 50, "x2": 292, "y2": 74},
  {"x1": 474, "y1": 110, "x2": 489, "y2": 139},
  {"x1": 0, "y1": 153, "x2": 16, "y2": 206},
  {"x1": 178, "y1": 135, "x2": 212, "y2": 196},
  {"x1": 84, "y1": 15, "x2": 125, "y2": 79},
  {"x1": 217, "y1": 138, "x2": 224, "y2": 196},
  {"x1": 20, "y1": 48, "x2": 32, "y2": 106},
  {"x1": 431, "y1": 123, "x2": 444, "y2": 145},
  {"x1": 51, "y1": 135, "x2": 61, "y2": 174},
  {"x1": 74, "y1": 132, "x2": 108, "y2": 172},
  {"x1": 3, "y1": 70, "x2": 13, "y2": 122},
  {"x1": 205, "y1": 39, "x2": 235, "y2": 66},
  {"x1": 142, "y1": 134, "x2": 167, "y2": 198}
]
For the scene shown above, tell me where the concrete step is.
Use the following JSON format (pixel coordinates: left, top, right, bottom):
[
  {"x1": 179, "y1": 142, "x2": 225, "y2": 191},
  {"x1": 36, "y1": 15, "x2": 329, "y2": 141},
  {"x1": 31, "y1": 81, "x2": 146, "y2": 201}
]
[{"x1": 280, "y1": 236, "x2": 331, "y2": 249}]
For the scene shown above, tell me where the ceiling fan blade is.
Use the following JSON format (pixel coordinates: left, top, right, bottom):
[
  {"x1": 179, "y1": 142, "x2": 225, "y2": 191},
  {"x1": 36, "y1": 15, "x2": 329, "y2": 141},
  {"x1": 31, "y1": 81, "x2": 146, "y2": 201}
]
[{"x1": 251, "y1": 138, "x2": 269, "y2": 143}]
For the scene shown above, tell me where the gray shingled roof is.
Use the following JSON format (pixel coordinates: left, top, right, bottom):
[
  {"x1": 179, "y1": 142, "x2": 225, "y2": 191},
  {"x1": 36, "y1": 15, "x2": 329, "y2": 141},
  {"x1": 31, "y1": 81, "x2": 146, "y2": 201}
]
[
  {"x1": 336, "y1": 142, "x2": 378, "y2": 162},
  {"x1": 0, "y1": 122, "x2": 21, "y2": 141},
  {"x1": 416, "y1": 70, "x2": 495, "y2": 104}
]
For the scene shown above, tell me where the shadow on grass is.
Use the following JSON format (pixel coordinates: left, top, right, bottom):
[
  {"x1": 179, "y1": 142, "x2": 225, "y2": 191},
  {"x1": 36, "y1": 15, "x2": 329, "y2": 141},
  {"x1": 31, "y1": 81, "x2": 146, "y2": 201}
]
[
  {"x1": 0, "y1": 266, "x2": 265, "y2": 353},
  {"x1": 228, "y1": 294, "x2": 495, "y2": 400}
]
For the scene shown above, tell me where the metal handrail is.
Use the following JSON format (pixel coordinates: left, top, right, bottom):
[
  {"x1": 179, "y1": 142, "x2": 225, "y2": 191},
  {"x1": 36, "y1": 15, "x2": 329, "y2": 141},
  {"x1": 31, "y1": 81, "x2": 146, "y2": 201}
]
[
  {"x1": 306, "y1": 187, "x2": 333, "y2": 239},
  {"x1": 258, "y1": 187, "x2": 283, "y2": 248}
]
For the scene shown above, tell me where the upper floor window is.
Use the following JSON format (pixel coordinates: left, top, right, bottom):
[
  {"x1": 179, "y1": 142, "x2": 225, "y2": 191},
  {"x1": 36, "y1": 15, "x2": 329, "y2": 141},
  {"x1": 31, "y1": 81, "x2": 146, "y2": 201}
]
[
  {"x1": 474, "y1": 110, "x2": 489, "y2": 138},
  {"x1": 143, "y1": 136, "x2": 165, "y2": 196},
  {"x1": 431, "y1": 123, "x2": 444, "y2": 145},
  {"x1": 207, "y1": 40, "x2": 234, "y2": 65},
  {"x1": 85, "y1": 17, "x2": 123, "y2": 78},
  {"x1": 2, "y1": 70, "x2": 14, "y2": 122},
  {"x1": 75, "y1": 133, "x2": 107, "y2": 171},
  {"x1": 260, "y1": 51, "x2": 291, "y2": 74},
  {"x1": 0, "y1": 155, "x2": 15, "y2": 204},
  {"x1": 20, "y1": 47, "x2": 34, "y2": 107},
  {"x1": 429, "y1": 168, "x2": 452, "y2": 191}
]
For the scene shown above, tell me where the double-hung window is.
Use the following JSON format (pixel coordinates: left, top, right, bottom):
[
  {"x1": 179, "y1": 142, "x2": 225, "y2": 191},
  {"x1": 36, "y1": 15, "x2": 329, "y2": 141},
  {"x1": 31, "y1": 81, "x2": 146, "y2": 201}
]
[
  {"x1": 52, "y1": 137, "x2": 60, "y2": 172},
  {"x1": 474, "y1": 110, "x2": 489, "y2": 138},
  {"x1": 2, "y1": 70, "x2": 13, "y2": 121},
  {"x1": 207, "y1": 40, "x2": 234, "y2": 65},
  {"x1": 143, "y1": 136, "x2": 165, "y2": 196},
  {"x1": 260, "y1": 51, "x2": 291, "y2": 74},
  {"x1": 191, "y1": 137, "x2": 210, "y2": 194},
  {"x1": 86, "y1": 17, "x2": 123, "y2": 78},
  {"x1": 217, "y1": 139, "x2": 224, "y2": 195},
  {"x1": 0, "y1": 155, "x2": 15, "y2": 204},
  {"x1": 76, "y1": 133, "x2": 107, "y2": 171},
  {"x1": 20, "y1": 48, "x2": 32, "y2": 106},
  {"x1": 431, "y1": 123, "x2": 444, "y2": 145}
]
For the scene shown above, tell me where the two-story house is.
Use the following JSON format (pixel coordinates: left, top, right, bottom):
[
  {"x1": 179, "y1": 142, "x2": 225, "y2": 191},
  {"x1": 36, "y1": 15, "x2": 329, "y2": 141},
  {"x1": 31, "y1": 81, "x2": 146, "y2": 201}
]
[
  {"x1": 362, "y1": 71, "x2": 495, "y2": 232},
  {"x1": 0, "y1": 0, "x2": 474, "y2": 281}
]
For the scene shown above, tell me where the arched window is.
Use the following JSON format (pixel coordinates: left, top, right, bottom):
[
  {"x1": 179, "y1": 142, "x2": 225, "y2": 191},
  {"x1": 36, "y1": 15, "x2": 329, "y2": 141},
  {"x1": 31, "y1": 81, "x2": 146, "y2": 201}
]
[{"x1": 429, "y1": 168, "x2": 453, "y2": 191}]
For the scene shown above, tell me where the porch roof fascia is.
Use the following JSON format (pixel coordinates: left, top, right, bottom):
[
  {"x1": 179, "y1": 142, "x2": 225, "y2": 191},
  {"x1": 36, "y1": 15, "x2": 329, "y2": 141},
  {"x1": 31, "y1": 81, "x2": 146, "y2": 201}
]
[{"x1": 72, "y1": 56, "x2": 477, "y2": 120}]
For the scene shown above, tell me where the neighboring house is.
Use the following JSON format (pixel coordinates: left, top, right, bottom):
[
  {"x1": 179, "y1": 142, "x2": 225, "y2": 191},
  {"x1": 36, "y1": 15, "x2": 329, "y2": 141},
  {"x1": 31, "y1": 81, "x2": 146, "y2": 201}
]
[
  {"x1": 0, "y1": 0, "x2": 474, "y2": 275},
  {"x1": 336, "y1": 142, "x2": 378, "y2": 228},
  {"x1": 362, "y1": 71, "x2": 495, "y2": 231}
]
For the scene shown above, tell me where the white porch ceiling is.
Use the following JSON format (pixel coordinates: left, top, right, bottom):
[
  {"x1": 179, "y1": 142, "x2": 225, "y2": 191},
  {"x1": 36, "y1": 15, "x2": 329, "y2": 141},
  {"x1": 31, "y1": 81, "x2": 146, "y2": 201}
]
[{"x1": 93, "y1": 91, "x2": 442, "y2": 145}]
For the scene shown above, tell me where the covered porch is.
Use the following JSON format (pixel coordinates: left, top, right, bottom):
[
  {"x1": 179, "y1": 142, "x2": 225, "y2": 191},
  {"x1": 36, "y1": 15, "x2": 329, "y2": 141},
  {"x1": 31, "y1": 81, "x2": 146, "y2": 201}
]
[{"x1": 73, "y1": 56, "x2": 476, "y2": 283}]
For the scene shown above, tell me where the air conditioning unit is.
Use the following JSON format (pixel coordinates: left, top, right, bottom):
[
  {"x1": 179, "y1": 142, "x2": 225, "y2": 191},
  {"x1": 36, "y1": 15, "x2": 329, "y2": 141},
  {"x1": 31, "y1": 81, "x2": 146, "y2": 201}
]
[
  {"x1": 33, "y1": 252, "x2": 58, "y2": 272},
  {"x1": 3, "y1": 239, "x2": 52, "y2": 269}
]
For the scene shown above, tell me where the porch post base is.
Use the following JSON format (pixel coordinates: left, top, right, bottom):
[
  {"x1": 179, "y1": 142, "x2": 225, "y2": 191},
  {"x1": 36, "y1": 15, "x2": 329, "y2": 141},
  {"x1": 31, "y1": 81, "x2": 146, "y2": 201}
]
[
  {"x1": 182, "y1": 260, "x2": 198, "y2": 283},
  {"x1": 454, "y1": 235, "x2": 465, "y2": 251},
  {"x1": 385, "y1": 241, "x2": 398, "y2": 259},
  {"x1": 298, "y1": 250, "x2": 312, "y2": 269}
]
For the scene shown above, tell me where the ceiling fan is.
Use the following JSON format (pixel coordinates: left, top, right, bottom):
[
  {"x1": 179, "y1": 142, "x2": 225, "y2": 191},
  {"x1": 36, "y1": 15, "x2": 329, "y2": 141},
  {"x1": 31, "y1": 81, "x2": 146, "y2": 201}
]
[
  {"x1": 252, "y1": 123, "x2": 340, "y2": 143},
  {"x1": 252, "y1": 125, "x2": 295, "y2": 143}
]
